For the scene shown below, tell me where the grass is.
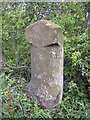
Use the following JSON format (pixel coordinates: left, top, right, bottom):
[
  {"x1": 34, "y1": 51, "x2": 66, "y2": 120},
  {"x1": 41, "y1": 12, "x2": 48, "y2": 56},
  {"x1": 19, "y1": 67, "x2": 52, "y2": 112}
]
[{"x1": 0, "y1": 72, "x2": 90, "y2": 119}]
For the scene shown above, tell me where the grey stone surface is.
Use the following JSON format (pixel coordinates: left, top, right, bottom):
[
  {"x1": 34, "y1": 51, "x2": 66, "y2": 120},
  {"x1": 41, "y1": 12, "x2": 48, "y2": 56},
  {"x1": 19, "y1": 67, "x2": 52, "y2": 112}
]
[{"x1": 25, "y1": 20, "x2": 63, "y2": 108}]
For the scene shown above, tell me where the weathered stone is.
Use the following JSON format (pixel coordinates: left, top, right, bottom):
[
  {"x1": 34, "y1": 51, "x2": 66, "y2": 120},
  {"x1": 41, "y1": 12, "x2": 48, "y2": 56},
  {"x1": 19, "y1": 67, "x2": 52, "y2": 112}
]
[{"x1": 25, "y1": 20, "x2": 64, "y2": 108}]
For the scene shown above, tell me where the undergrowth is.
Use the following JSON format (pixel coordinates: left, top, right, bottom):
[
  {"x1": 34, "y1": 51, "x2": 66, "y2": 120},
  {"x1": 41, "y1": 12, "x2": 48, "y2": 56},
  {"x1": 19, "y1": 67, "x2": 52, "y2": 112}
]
[{"x1": 0, "y1": 73, "x2": 90, "y2": 119}]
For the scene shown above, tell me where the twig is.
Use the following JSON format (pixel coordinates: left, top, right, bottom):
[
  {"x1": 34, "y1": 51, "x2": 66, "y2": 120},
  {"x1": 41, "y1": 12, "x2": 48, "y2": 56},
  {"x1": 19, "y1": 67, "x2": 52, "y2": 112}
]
[{"x1": 0, "y1": 61, "x2": 31, "y2": 73}]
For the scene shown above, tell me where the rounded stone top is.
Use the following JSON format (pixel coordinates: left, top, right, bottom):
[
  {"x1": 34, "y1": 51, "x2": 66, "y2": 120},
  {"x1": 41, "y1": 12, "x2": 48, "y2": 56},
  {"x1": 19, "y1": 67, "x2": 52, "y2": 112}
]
[{"x1": 25, "y1": 20, "x2": 63, "y2": 47}]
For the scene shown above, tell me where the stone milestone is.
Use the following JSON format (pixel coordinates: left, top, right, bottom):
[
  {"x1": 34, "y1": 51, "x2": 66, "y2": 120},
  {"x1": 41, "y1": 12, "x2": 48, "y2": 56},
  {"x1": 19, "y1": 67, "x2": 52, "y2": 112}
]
[{"x1": 25, "y1": 20, "x2": 64, "y2": 108}]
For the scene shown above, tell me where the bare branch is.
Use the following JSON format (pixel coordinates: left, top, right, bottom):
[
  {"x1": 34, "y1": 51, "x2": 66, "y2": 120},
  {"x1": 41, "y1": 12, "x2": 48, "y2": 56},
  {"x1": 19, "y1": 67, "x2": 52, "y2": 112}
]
[{"x1": 0, "y1": 61, "x2": 31, "y2": 73}]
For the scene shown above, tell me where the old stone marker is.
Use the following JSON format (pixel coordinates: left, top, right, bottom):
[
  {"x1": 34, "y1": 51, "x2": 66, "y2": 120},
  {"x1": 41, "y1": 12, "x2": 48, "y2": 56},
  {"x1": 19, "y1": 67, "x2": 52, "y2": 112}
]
[{"x1": 25, "y1": 20, "x2": 64, "y2": 108}]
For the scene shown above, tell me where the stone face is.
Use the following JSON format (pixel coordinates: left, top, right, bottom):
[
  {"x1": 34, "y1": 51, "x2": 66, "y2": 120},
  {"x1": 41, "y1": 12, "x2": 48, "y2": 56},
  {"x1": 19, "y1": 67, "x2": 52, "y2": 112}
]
[
  {"x1": 25, "y1": 20, "x2": 63, "y2": 108},
  {"x1": 25, "y1": 20, "x2": 63, "y2": 47}
]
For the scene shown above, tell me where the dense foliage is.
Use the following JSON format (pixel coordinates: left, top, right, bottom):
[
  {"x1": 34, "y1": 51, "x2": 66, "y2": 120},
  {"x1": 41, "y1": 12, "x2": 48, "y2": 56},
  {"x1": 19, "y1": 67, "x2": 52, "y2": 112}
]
[
  {"x1": 1, "y1": 73, "x2": 89, "y2": 119},
  {"x1": 1, "y1": 2, "x2": 90, "y2": 119}
]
